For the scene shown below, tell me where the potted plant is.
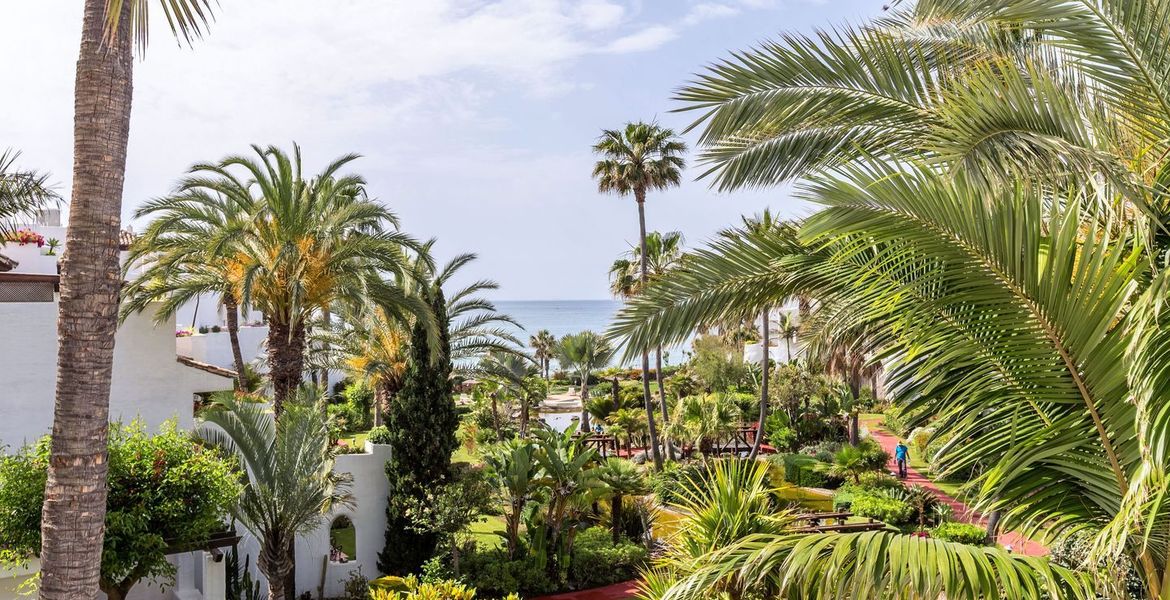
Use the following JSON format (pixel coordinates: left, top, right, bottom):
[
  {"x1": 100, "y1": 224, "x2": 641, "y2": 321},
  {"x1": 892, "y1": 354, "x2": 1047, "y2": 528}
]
[{"x1": 44, "y1": 238, "x2": 61, "y2": 256}]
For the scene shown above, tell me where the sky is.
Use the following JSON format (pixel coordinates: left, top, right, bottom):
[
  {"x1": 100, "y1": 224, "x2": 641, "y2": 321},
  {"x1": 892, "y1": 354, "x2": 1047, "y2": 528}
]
[{"x1": 1, "y1": 0, "x2": 883, "y2": 300}]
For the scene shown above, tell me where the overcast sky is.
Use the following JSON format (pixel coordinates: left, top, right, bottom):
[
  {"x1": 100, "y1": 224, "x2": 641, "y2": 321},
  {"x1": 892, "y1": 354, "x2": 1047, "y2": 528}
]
[{"x1": 2, "y1": 0, "x2": 881, "y2": 300}]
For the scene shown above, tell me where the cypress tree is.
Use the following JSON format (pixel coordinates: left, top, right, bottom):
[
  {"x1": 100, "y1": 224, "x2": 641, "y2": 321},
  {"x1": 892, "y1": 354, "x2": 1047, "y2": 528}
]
[{"x1": 378, "y1": 286, "x2": 460, "y2": 574}]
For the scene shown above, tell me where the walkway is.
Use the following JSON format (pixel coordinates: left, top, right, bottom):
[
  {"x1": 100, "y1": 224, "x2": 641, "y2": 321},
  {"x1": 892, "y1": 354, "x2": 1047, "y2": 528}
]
[
  {"x1": 531, "y1": 580, "x2": 640, "y2": 600},
  {"x1": 865, "y1": 419, "x2": 1047, "y2": 556}
]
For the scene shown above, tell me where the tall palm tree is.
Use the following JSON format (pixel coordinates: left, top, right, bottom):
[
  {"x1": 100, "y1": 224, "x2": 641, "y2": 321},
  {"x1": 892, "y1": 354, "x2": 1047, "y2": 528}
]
[
  {"x1": 198, "y1": 393, "x2": 353, "y2": 600},
  {"x1": 608, "y1": 230, "x2": 685, "y2": 432},
  {"x1": 593, "y1": 122, "x2": 686, "y2": 471},
  {"x1": 40, "y1": 4, "x2": 216, "y2": 598},
  {"x1": 556, "y1": 331, "x2": 616, "y2": 432},
  {"x1": 777, "y1": 313, "x2": 798, "y2": 363},
  {"x1": 530, "y1": 329, "x2": 557, "y2": 381},
  {"x1": 0, "y1": 150, "x2": 58, "y2": 238},
  {"x1": 172, "y1": 144, "x2": 429, "y2": 413},
  {"x1": 121, "y1": 187, "x2": 255, "y2": 389}
]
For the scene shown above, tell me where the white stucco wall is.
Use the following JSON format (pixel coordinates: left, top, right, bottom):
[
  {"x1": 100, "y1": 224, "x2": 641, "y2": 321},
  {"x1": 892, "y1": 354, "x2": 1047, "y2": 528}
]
[
  {"x1": 176, "y1": 328, "x2": 269, "y2": 371},
  {"x1": 0, "y1": 302, "x2": 233, "y2": 450}
]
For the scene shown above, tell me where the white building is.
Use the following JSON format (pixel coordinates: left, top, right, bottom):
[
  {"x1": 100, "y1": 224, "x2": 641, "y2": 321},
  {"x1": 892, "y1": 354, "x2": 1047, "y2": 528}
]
[
  {"x1": 743, "y1": 304, "x2": 803, "y2": 365},
  {"x1": 0, "y1": 218, "x2": 391, "y2": 600}
]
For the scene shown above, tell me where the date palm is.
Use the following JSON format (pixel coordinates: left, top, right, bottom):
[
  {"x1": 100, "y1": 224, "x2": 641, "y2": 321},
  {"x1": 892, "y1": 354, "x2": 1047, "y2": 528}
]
[
  {"x1": 478, "y1": 349, "x2": 542, "y2": 437},
  {"x1": 198, "y1": 392, "x2": 353, "y2": 600},
  {"x1": 40, "y1": 3, "x2": 216, "y2": 598},
  {"x1": 556, "y1": 331, "x2": 616, "y2": 432},
  {"x1": 121, "y1": 186, "x2": 256, "y2": 389},
  {"x1": 593, "y1": 122, "x2": 686, "y2": 471},
  {"x1": 175, "y1": 144, "x2": 429, "y2": 414}
]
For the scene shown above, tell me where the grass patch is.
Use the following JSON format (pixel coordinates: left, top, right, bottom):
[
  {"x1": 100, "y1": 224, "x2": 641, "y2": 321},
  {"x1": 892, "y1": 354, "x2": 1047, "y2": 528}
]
[
  {"x1": 466, "y1": 515, "x2": 505, "y2": 549},
  {"x1": 331, "y1": 523, "x2": 357, "y2": 559}
]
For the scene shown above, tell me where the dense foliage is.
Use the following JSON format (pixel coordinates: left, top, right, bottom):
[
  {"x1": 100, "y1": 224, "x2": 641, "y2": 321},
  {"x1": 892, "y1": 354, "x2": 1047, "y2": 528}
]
[
  {"x1": 381, "y1": 287, "x2": 460, "y2": 574},
  {"x1": 0, "y1": 421, "x2": 239, "y2": 600}
]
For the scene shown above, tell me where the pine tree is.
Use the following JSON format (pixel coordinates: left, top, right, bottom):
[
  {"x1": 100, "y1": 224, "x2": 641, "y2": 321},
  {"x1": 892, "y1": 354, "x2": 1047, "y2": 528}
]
[{"x1": 378, "y1": 286, "x2": 460, "y2": 574}]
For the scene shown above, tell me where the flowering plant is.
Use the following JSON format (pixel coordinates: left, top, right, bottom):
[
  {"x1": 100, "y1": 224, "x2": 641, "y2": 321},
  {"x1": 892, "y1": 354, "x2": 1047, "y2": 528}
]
[
  {"x1": 3, "y1": 229, "x2": 45, "y2": 247},
  {"x1": 175, "y1": 328, "x2": 195, "y2": 338}
]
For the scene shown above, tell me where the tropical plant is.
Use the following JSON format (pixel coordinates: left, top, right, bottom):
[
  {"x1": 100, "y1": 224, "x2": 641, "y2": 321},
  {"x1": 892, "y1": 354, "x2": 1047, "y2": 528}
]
[
  {"x1": 530, "y1": 329, "x2": 558, "y2": 381},
  {"x1": 595, "y1": 458, "x2": 649, "y2": 544},
  {"x1": 198, "y1": 392, "x2": 352, "y2": 600},
  {"x1": 593, "y1": 122, "x2": 686, "y2": 470},
  {"x1": 609, "y1": 230, "x2": 686, "y2": 434},
  {"x1": 477, "y1": 350, "x2": 542, "y2": 437},
  {"x1": 0, "y1": 150, "x2": 58, "y2": 238},
  {"x1": 605, "y1": 408, "x2": 648, "y2": 455},
  {"x1": 40, "y1": 3, "x2": 218, "y2": 597},
  {"x1": 172, "y1": 144, "x2": 430, "y2": 412},
  {"x1": 121, "y1": 181, "x2": 256, "y2": 389},
  {"x1": 529, "y1": 427, "x2": 602, "y2": 580},
  {"x1": 556, "y1": 331, "x2": 616, "y2": 431},
  {"x1": 484, "y1": 439, "x2": 539, "y2": 559},
  {"x1": 665, "y1": 394, "x2": 739, "y2": 459}
]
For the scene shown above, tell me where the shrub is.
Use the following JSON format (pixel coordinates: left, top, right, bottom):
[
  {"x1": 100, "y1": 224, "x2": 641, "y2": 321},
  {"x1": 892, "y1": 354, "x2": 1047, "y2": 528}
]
[
  {"x1": 569, "y1": 527, "x2": 649, "y2": 588},
  {"x1": 459, "y1": 545, "x2": 556, "y2": 597},
  {"x1": 797, "y1": 440, "x2": 843, "y2": 462},
  {"x1": 850, "y1": 490, "x2": 914, "y2": 524},
  {"x1": 369, "y1": 575, "x2": 478, "y2": 600},
  {"x1": 771, "y1": 453, "x2": 840, "y2": 489},
  {"x1": 930, "y1": 522, "x2": 989, "y2": 545},
  {"x1": 368, "y1": 425, "x2": 392, "y2": 445},
  {"x1": 198, "y1": 325, "x2": 210, "y2": 334},
  {"x1": 852, "y1": 471, "x2": 903, "y2": 491},
  {"x1": 764, "y1": 412, "x2": 798, "y2": 452},
  {"x1": 1051, "y1": 532, "x2": 1143, "y2": 598},
  {"x1": 651, "y1": 461, "x2": 709, "y2": 505}
]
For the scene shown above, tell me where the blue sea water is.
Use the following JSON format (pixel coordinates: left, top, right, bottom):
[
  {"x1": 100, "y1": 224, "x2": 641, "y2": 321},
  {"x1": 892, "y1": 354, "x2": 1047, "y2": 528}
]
[{"x1": 493, "y1": 299, "x2": 688, "y2": 367}]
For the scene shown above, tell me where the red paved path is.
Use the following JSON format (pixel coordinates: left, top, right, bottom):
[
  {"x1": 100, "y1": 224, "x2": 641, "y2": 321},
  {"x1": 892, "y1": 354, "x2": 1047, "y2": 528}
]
[
  {"x1": 865, "y1": 419, "x2": 1047, "y2": 556},
  {"x1": 531, "y1": 580, "x2": 640, "y2": 600}
]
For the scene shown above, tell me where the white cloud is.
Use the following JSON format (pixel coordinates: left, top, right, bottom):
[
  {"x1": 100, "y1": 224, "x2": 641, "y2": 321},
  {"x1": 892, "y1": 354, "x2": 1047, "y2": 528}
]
[
  {"x1": 602, "y1": 25, "x2": 678, "y2": 53},
  {"x1": 682, "y1": 3, "x2": 741, "y2": 26},
  {"x1": 574, "y1": 0, "x2": 627, "y2": 30}
]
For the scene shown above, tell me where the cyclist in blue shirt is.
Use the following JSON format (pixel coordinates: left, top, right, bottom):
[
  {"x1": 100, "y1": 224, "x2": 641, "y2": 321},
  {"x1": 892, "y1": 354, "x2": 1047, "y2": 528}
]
[{"x1": 894, "y1": 441, "x2": 910, "y2": 479}]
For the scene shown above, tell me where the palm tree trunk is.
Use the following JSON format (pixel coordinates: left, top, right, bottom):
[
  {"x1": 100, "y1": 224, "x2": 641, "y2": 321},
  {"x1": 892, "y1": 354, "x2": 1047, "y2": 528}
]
[
  {"x1": 319, "y1": 307, "x2": 331, "y2": 392},
  {"x1": 225, "y1": 293, "x2": 248, "y2": 390},
  {"x1": 611, "y1": 492, "x2": 623, "y2": 544},
  {"x1": 580, "y1": 377, "x2": 591, "y2": 431},
  {"x1": 374, "y1": 383, "x2": 389, "y2": 427},
  {"x1": 749, "y1": 307, "x2": 769, "y2": 459},
  {"x1": 655, "y1": 345, "x2": 673, "y2": 460},
  {"x1": 520, "y1": 394, "x2": 530, "y2": 438},
  {"x1": 267, "y1": 320, "x2": 305, "y2": 416},
  {"x1": 635, "y1": 192, "x2": 663, "y2": 470},
  {"x1": 39, "y1": 3, "x2": 133, "y2": 599}
]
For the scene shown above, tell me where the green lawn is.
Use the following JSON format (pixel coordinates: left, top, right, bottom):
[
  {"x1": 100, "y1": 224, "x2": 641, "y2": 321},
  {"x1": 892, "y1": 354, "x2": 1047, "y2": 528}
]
[
  {"x1": 331, "y1": 523, "x2": 357, "y2": 559},
  {"x1": 467, "y1": 515, "x2": 505, "y2": 549}
]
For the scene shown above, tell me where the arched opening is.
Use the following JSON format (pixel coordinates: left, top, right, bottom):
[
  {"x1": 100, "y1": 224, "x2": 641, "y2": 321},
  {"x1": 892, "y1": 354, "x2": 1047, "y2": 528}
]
[{"x1": 329, "y1": 515, "x2": 357, "y2": 563}]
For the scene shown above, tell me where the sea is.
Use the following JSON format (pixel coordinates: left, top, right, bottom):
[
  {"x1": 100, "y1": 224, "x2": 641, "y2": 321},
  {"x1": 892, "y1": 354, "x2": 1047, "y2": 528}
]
[{"x1": 493, "y1": 299, "x2": 690, "y2": 367}]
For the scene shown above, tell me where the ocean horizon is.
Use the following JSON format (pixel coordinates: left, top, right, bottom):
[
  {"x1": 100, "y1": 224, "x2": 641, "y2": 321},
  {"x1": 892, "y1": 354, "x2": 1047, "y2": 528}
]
[{"x1": 493, "y1": 299, "x2": 690, "y2": 367}]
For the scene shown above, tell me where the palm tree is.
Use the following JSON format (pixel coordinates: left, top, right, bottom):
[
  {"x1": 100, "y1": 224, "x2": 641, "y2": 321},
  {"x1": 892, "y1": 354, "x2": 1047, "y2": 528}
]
[
  {"x1": 593, "y1": 122, "x2": 686, "y2": 471},
  {"x1": 40, "y1": 4, "x2": 216, "y2": 598},
  {"x1": 555, "y1": 331, "x2": 616, "y2": 432},
  {"x1": 611, "y1": 162, "x2": 1149, "y2": 597},
  {"x1": 595, "y1": 458, "x2": 649, "y2": 543},
  {"x1": 530, "y1": 329, "x2": 557, "y2": 381},
  {"x1": 478, "y1": 349, "x2": 542, "y2": 437},
  {"x1": 171, "y1": 144, "x2": 429, "y2": 413},
  {"x1": 608, "y1": 230, "x2": 685, "y2": 434},
  {"x1": 198, "y1": 393, "x2": 353, "y2": 600},
  {"x1": 605, "y1": 407, "x2": 647, "y2": 455},
  {"x1": 0, "y1": 150, "x2": 58, "y2": 238},
  {"x1": 777, "y1": 313, "x2": 798, "y2": 363},
  {"x1": 121, "y1": 187, "x2": 255, "y2": 389}
]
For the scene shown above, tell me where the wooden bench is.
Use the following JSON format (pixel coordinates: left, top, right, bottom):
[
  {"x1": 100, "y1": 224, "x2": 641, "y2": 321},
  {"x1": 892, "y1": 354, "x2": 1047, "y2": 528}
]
[
  {"x1": 793, "y1": 521, "x2": 888, "y2": 534},
  {"x1": 793, "y1": 511, "x2": 854, "y2": 526}
]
